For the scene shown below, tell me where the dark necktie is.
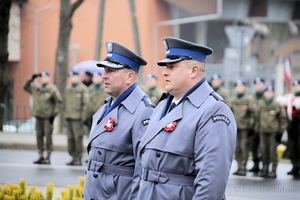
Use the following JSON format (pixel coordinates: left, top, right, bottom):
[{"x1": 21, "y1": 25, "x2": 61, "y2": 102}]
[{"x1": 168, "y1": 102, "x2": 176, "y2": 113}]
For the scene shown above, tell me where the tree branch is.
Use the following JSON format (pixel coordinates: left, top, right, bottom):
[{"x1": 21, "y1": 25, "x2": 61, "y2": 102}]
[{"x1": 70, "y1": 0, "x2": 84, "y2": 17}]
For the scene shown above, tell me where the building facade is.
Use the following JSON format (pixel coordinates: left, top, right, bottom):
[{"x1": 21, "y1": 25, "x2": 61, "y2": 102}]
[{"x1": 6, "y1": 0, "x2": 300, "y2": 121}]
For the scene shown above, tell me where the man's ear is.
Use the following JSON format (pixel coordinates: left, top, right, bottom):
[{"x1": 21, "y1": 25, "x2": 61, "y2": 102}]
[
  {"x1": 191, "y1": 65, "x2": 200, "y2": 79},
  {"x1": 126, "y1": 70, "x2": 136, "y2": 84}
]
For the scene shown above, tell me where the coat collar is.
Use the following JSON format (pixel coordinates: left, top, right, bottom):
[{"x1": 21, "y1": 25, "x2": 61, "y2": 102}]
[
  {"x1": 140, "y1": 80, "x2": 213, "y2": 149},
  {"x1": 157, "y1": 80, "x2": 213, "y2": 109},
  {"x1": 121, "y1": 86, "x2": 145, "y2": 114},
  {"x1": 87, "y1": 86, "x2": 145, "y2": 148},
  {"x1": 187, "y1": 80, "x2": 213, "y2": 107}
]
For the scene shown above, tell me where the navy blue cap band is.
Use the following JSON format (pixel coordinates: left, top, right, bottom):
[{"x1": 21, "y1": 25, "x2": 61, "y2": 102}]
[
  {"x1": 166, "y1": 48, "x2": 207, "y2": 62},
  {"x1": 106, "y1": 52, "x2": 140, "y2": 72}
]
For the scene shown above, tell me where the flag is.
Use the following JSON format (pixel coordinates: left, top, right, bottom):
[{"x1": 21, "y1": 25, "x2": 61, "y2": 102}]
[
  {"x1": 284, "y1": 58, "x2": 292, "y2": 93},
  {"x1": 284, "y1": 58, "x2": 291, "y2": 82},
  {"x1": 287, "y1": 94, "x2": 295, "y2": 121}
]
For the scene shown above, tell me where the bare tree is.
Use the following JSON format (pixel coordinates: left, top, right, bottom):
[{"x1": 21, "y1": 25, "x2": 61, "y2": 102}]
[
  {"x1": 54, "y1": 0, "x2": 84, "y2": 95},
  {"x1": 128, "y1": 0, "x2": 145, "y2": 85},
  {"x1": 0, "y1": 0, "x2": 12, "y2": 131},
  {"x1": 94, "y1": 0, "x2": 105, "y2": 61},
  {"x1": 53, "y1": 0, "x2": 84, "y2": 133}
]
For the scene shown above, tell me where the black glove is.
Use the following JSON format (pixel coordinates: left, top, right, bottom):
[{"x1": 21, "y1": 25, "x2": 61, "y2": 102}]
[
  {"x1": 275, "y1": 132, "x2": 283, "y2": 143},
  {"x1": 83, "y1": 121, "x2": 89, "y2": 126},
  {"x1": 31, "y1": 73, "x2": 41, "y2": 81},
  {"x1": 247, "y1": 129, "x2": 255, "y2": 137},
  {"x1": 49, "y1": 116, "x2": 55, "y2": 125}
]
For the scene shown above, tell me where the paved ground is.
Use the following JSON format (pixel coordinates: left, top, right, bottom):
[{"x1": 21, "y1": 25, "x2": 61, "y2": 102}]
[
  {"x1": 0, "y1": 132, "x2": 88, "y2": 199},
  {"x1": 1, "y1": 132, "x2": 299, "y2": 200},
  {"x1": 0, "y1": 131, "x2": 88, "y2": 151}
]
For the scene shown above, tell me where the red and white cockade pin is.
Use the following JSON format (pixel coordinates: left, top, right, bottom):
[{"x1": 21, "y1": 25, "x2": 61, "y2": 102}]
[
  {"x1": 164, "y1": 122, "x2": 177, "y2": 132},
  {"x1": 104, "y1": 117, "x2": 115, "y2": 131}
]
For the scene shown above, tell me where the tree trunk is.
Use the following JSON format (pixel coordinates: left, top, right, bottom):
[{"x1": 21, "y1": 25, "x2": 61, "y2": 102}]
[
  {"x1": 54, "y1": 0, "x2": 84, "y2": 95},
  {"x1": 0, "y1": 0, "x2": 12, "y2": 131},
  {"x1": 94, "y1": 0, "x2": 105, "y2": 61},
  {"x1": 128, "y1": 0, "x2": 145, "y2": 84},
  {"x1": 54, "y1": 0, "x2": 84, "y2": 133}
]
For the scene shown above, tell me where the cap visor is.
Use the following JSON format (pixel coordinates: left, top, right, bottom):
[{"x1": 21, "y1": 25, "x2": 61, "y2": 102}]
[
  {"x1": 97, "y1": 61, "x2": 124, "y2": 69},
  {"x1": 157, "y1": 58, "x2": 184, "y2": 66}
]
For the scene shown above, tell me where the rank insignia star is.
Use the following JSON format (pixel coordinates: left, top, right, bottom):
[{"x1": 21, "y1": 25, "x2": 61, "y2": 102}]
[{"x1": 104, "y1": 117, "x2": 115, "y2": 131}]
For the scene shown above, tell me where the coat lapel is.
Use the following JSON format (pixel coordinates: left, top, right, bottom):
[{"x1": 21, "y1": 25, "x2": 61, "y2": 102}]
[
  {"x1": 140, "y1": 102, "x2": 183, "y2": 148},
  {"x1": 87, "y1": 86, "x2": 145, "y2": 147},
  {"x1": 88, "y1": 105, "x2": 119, "y2": 146},
  {"x1": 140, "y1": 80, "x2": 214, "y2": 149}
]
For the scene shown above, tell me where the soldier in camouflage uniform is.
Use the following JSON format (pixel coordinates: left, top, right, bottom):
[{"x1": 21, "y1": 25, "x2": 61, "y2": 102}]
[
  {"x1": 64, "y1": 70, "x2": 89, "y2": 166},
  {"x1": 248, "y1": 77, "x2": 266, "y2": 172},
  {"x1": 210, "y1": 73, "x2": 229, "y2": 103},
  {"x1": 230, "y1": 80, "x2": 254, "y2": 176},
  {"x1": 287, "y1": 79, "x2": 300, "y2": 176},
  {"x1": 84, "y1": 71, "x2": 108, "y2": 131},
  {"x1": 23, "y1": 71, "x2": 63, "y2": 164},
  {"x1": 255, "y1": 85, "x2": 287, "y2": 178},
  {"x1": 146, "y1": 74, "x2": 164, "y2": 105}
]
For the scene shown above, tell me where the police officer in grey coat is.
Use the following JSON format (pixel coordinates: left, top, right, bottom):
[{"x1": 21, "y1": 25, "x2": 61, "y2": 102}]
[
  {"x1": 138, "y1": 37, "x2": 237, "y2": 200},
  {"x1": 82, "y1": 41, "x2": 154, "y2": 200}
]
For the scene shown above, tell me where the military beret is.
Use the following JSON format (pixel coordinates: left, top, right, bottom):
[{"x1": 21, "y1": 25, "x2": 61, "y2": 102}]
[
  {"x1": 40, "y1": 71, "x2": 50, "y2": 77},
  {"x1": 147, "y1": 74, "x2": 158, "y2": 80},
  {"x1": 211, "y1": 73, "x2": 222, "y2": 80},
  {"x1": 97, "y1": 41, "x2": 147, "y2": 72},
  {"x1": 292, "y1": 79, "x2": 300, "y2": 86},
  {"x1": 254, "y1": 77, "x2": 265, "y2": 84},
  {"x1": 68, "y1": 70, "x2": 79, "y2": 77},
  {"x1": 79, "y1": 71, "x2": 93, "y2": 78},
  {"x1": 265, "y1": 85, "x2": 275, "y2": 92},
  {"x1": 93, "y1": 71, "x2": 103, "y2": 76},
  {"x1": 157, "y1": 37, "x2": 213, "y2": 66},
  {"x1": 234, "y1": 80, "x2": 246, "y2": 87}
]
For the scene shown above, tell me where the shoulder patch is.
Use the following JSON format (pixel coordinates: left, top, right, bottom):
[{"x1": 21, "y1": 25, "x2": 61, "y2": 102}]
[
  {"x1": 142, "y1": 118, "x2": 150, "y2": 126},
  {"x1": 143, "y1": 96, "x2": 155, "y2": 108},
  {"x1": 211, "y1": 114, "x2": 230, "y2": 126}
]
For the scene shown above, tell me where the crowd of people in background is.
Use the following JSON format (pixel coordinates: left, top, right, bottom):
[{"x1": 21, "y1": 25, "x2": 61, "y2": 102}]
[
  {"x1": 22, "y1": 69, "x2": 164, "y2": 166},
  {"x1": 22, "y1": 69, "x2": 300, "y2": 178},
  {"x1": 209, "y1": 74, "x2": 300, "y2": 178},
  {"x1": 20, "y1": 36, "x2": 300, "y2": 200}
]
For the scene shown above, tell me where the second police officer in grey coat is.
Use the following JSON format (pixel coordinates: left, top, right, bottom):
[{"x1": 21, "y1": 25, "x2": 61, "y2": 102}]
[
  {"x1": 82, "y1": 42, "x2": 154, "y2": 199},
  {"x1": 138, "y1": 37, "x2": 237, "y2": 200}
]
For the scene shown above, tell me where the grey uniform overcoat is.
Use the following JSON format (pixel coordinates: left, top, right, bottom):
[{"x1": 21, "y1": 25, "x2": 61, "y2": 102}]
[
  {"x1": 138, "y1": 80, "x2": 237, "y2": 200},
  {"x1": 83, "y1": 86, "x2": 154, "y2": 200}
]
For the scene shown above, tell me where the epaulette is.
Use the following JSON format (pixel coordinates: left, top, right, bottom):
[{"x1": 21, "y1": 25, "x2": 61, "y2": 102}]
[
  {"x1": 143, "y1": 95, "x2": 155, "y2": 108},
  {"x1": 210, "y1": 91, "x2": 225, "y2": 103}
]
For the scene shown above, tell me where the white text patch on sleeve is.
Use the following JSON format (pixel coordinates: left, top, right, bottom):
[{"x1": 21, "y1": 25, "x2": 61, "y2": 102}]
[{"x1": 211, "y1": 114, "x2": 230, "y2": 126}]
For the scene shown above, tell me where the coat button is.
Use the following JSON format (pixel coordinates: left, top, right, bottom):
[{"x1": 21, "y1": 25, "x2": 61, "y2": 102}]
[
  {"x1": 93, "y1": 173, "x2": 98, "y2": 178},
  {"x1": 156, "y1": 153, "x2": 161, "y2": 157},
  {"x1": 141, "y1": 149, "x2": 145, "y2": 154},
  {"x1": 82, "y1": 194, "x2": 84, "y2": 198},
  {"x1": 98, "y1": 150, "x2": 101, "y2": 155},
  {"x1": 153, "y1": 180, "x2": 158, "y2": 184},
  {"x1": 85, "y1": 170, "x2": 87, "y2": 175}
]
